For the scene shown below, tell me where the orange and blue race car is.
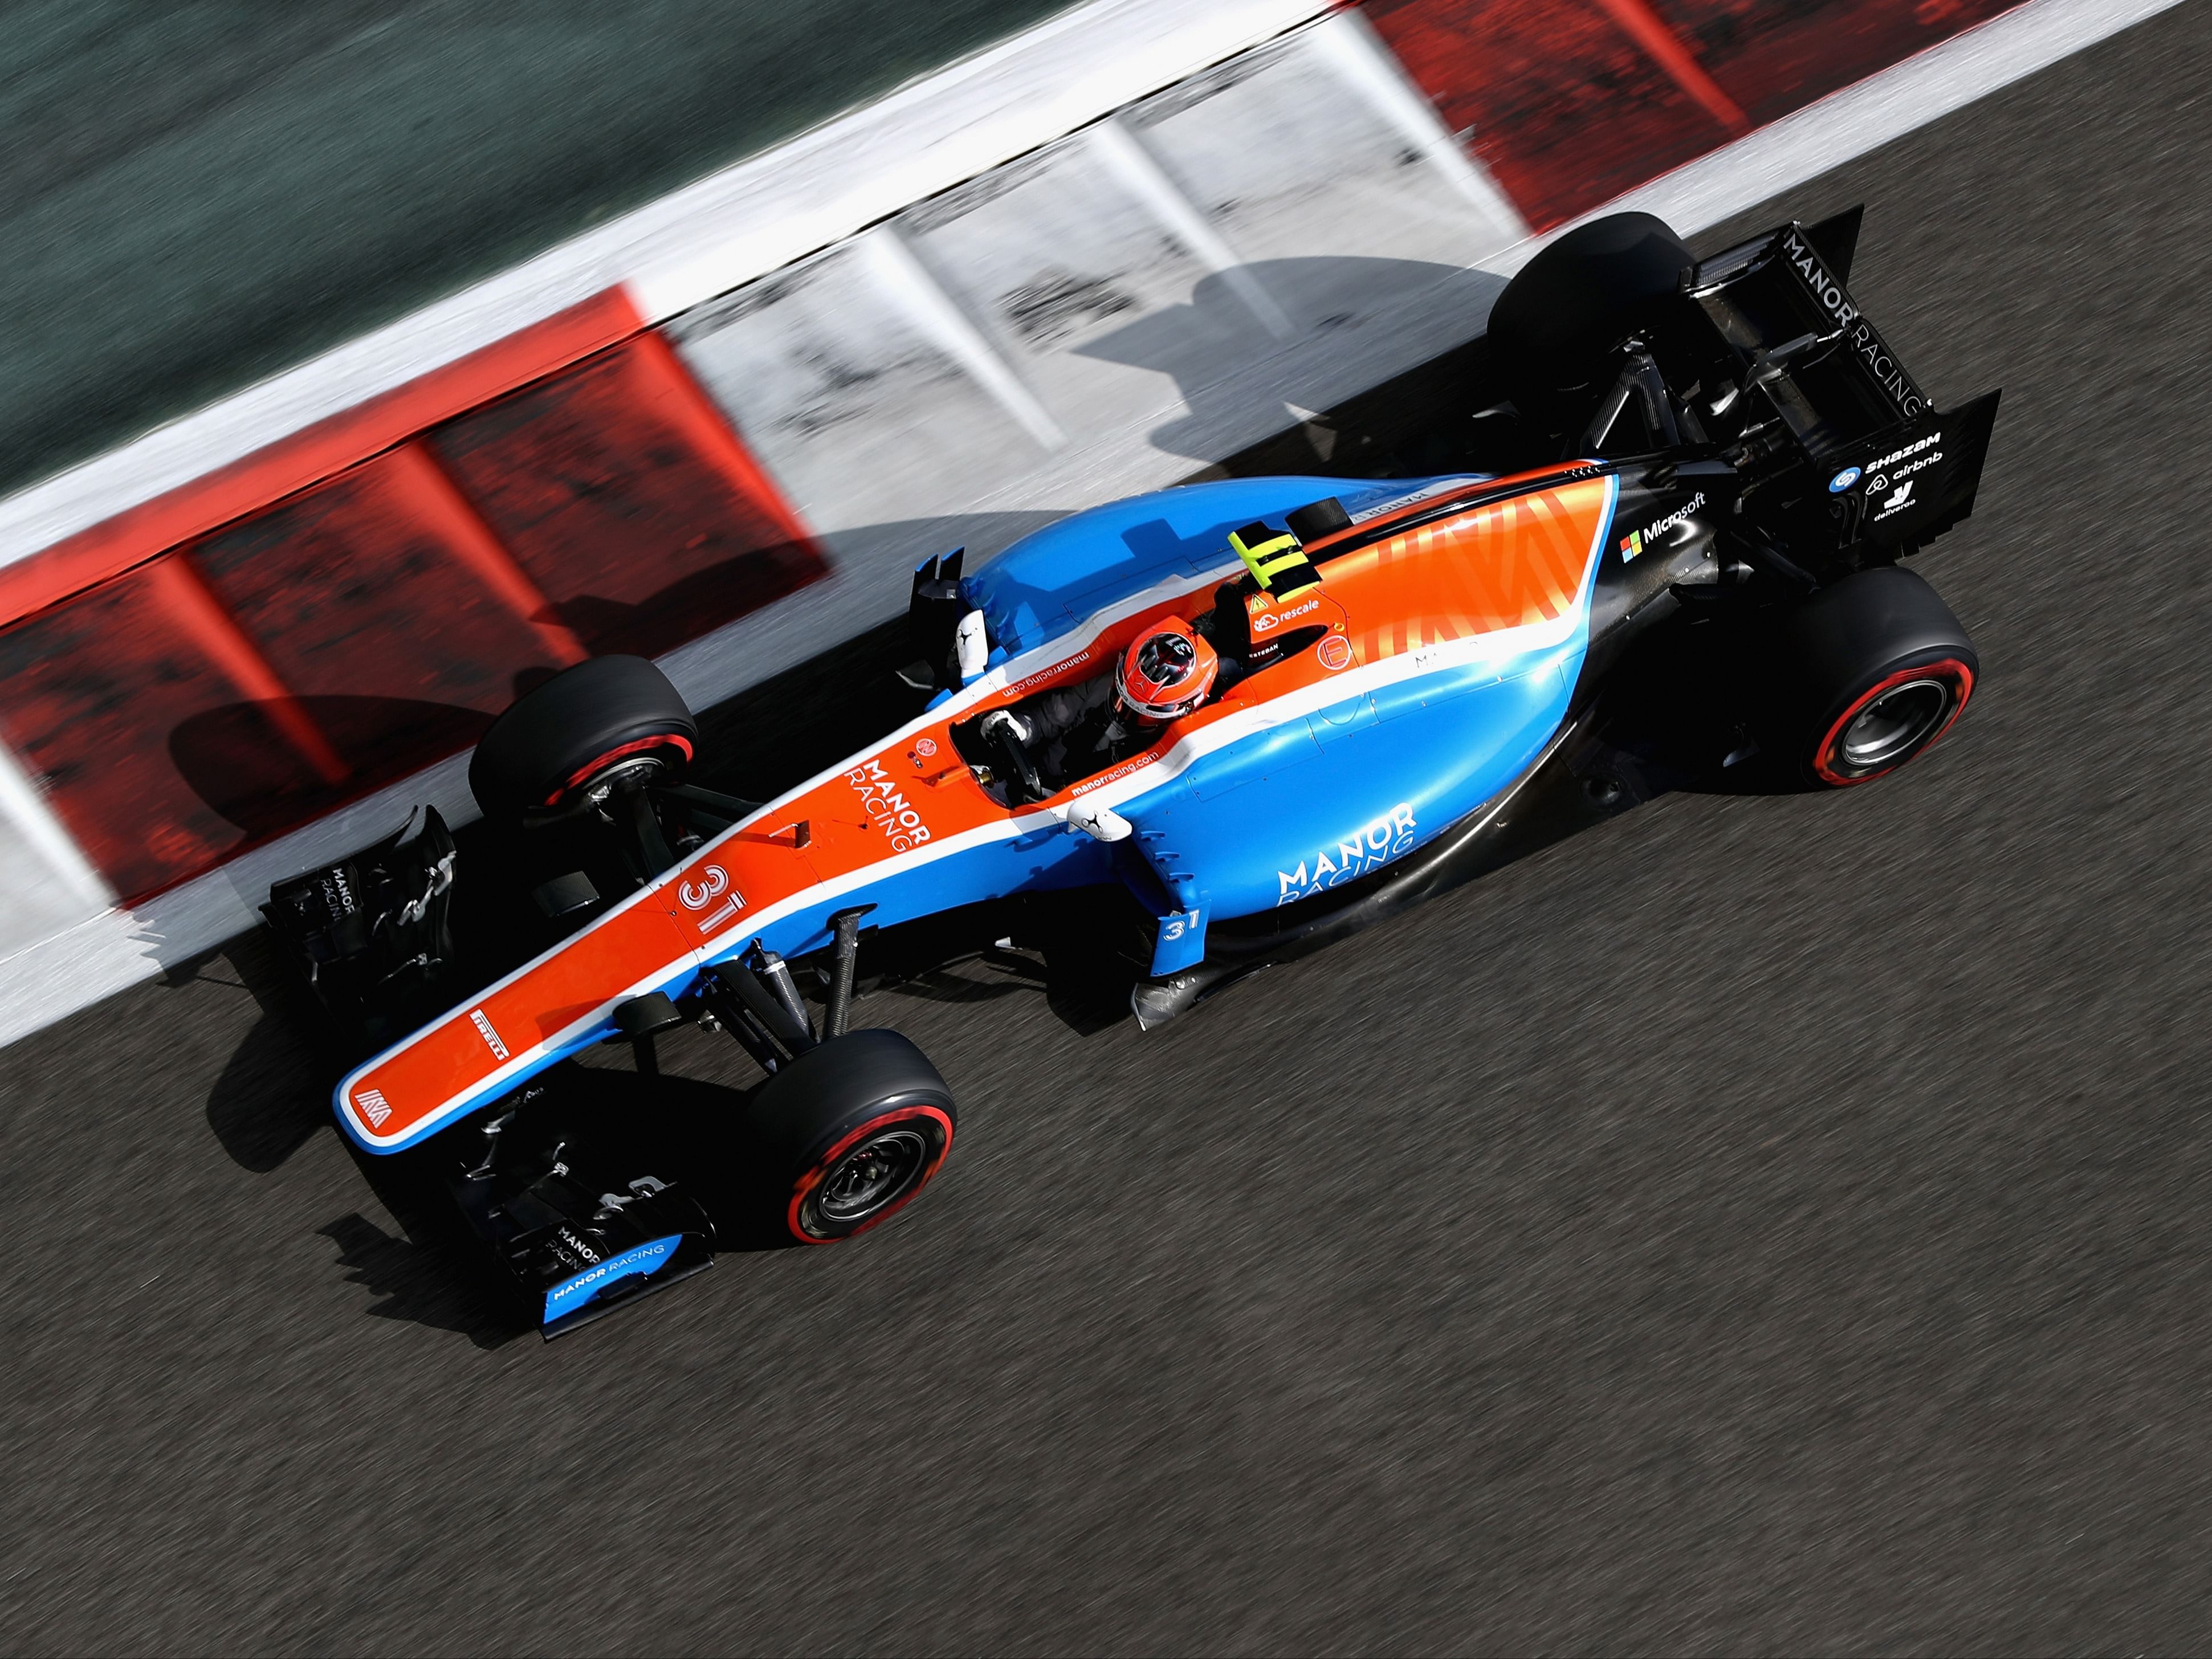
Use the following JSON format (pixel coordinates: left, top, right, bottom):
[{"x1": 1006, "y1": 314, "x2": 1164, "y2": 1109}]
[{"x1": 265, "y1": 208, "x2": 1998, "y2": 1336}]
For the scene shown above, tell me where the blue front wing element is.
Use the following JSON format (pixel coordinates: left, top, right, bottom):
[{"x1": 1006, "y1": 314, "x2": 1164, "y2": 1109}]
[{"x1": 543, "y1": 1233, "x2": 685, "y2": 1324}]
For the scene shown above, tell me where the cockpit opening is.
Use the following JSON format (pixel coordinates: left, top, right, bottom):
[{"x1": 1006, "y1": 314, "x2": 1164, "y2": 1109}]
[{"x1": 951, "y1": 583, "x2": 1329, "y2": 805}]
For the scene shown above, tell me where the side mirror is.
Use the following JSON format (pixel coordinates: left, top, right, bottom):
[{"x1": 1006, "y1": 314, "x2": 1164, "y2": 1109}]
[
  {"x1": 955, "y1": 610, "x2": 989, "y2": 683},
  {"x1": 1066, "y1": 800, "x2": 1133, "y2": 842}
]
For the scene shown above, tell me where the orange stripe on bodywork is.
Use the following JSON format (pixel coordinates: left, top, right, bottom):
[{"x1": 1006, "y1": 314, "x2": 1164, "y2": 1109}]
[
  {"x1": 348, "y1": 887, "x2": 702, "y2": 1143},
  {"x1": 1325, "y1": 476, "x2": 1611, "y2": 661},
  {"x1": 341, "y1": 740, "x2": 1012, "y2": 1145}
]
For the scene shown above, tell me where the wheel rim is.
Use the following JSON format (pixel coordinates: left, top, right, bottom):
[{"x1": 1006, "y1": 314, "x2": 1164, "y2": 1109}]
[
  {"x1": 814, "y1": 1127, "x2": 932, "y2": 1224},
  {"x1": 1838, "y1": 678, "x2": 1950, "y2": 770}
]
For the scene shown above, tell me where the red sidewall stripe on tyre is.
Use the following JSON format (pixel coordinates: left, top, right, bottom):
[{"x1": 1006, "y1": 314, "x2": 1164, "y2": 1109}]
[
  {"x1": 785, "y1": 1103, "x2": 955, "y2": 1245},
  {"x1": 1813, "y1": 658, "x2": 1976, "y2": 786},
  {"x1": 545, "y1": 733, "x2": 698, "y2": 806}
]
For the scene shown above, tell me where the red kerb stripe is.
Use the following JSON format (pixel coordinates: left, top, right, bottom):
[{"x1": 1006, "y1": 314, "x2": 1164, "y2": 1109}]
[{"x1": 0, "y1": 287, "x2": 647, "y2": 629}]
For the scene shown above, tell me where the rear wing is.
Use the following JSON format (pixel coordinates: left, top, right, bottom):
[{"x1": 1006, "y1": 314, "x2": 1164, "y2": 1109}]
[{"x1": 1684, "y1": 207, "x2": 1999, "y2": 557}]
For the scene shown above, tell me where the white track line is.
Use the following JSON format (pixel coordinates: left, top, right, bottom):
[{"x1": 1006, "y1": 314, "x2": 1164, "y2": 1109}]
[{"x1": 1578, "y1": 0, "x2": 2193, "y2": 248}]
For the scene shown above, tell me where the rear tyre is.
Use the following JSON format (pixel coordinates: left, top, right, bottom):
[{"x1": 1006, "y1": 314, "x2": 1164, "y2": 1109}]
[
  {"x1": 747, "y1": 1029, "x2": 956, "y2": 1244},
  {"x1": 1487, "y1": 211, "x2": 1693, "y2": 431},
  {"x1": 469, "y1": 655, "x2": 698, "y2": 821},
  {"x1": 1761, "y1": 565, "x2": 1978, "y2": 787}
]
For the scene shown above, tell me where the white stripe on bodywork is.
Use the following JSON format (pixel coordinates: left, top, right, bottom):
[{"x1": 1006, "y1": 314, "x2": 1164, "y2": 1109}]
[{"x1": 338, "y1": 474, "x2": 1617, "y2": 1146}]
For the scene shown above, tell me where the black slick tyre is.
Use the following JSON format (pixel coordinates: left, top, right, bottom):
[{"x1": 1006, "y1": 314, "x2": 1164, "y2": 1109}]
[
  {"x1": 1486, "y1": 211, "x2": 1693, "y2": 430},
  {"x1": 469, "y1": 655, "x2": 698, "y2": 821},
  {"x1": 746, "y1": 1029, "x2": 956, "y2": 1244},
  {"x1": 1762, "y1": 565, "x2": 1978, "y2": 787}
]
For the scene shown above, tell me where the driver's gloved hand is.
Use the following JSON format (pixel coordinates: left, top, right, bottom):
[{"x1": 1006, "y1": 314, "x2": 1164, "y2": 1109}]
[
  {"x1": 979, "y1": 709, "x2": 1045, "y2": 801},
  {"x1": 980, "y1": 710, "x2": 1033, "y2": 745}
]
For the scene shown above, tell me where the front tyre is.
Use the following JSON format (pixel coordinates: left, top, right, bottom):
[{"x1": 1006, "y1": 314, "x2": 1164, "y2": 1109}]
[
  {"x1": 747, "y1": 1030, "x2": 956, "y2": 1244},
  {"x1": 1763, "y1": 565, "x2": 1978, "y2": 787},
  {"x1": 469, "y1": 654, "x2": 698, "y2": 821}
]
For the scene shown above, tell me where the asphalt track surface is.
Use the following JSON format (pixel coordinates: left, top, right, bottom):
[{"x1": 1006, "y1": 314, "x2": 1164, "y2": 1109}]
[
  {"x1": 7, "y1": 7, "x2": 2212, "y2": 1651},
  {"x1": 0, "y1": 0, "x2": 1076, "y2": 497}
]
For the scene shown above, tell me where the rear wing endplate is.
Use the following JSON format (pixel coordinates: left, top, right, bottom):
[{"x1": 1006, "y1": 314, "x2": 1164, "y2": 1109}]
[{"x1": 1691, "y1": 209, "x2": 1999, "y2": 555}]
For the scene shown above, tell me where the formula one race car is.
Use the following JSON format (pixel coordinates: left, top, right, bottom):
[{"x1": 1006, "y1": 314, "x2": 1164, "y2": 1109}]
[{"x1": 267, "y1": 207, "x2": 1997, "y2": 1335}]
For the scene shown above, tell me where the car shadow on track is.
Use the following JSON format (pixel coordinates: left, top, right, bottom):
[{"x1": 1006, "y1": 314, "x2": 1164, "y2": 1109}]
[
  {"x1": 201, "y1": 928, "x2": 344, "y2": 1173},
  {"x1": 319, "y1": 1212, "x2": 525, "y2": 1349},
  {"x1": 1076, "y1": 256, "x2": 1508, "y2": 466}
]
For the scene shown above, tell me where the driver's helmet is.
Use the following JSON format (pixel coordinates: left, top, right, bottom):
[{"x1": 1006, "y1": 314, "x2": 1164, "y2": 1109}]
[{"x1": 1116, "y1": 617, "x2": 1219, "y2": 722}]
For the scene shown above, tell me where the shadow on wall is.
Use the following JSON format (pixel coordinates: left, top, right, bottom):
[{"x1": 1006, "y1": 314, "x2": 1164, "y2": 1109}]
[
  {"x1": 538, "y1": 539, "x2": 820, "y2": 660},
  {"x1": 156, "y1": 511, "x2": 1072, "y2": 857},
  {"x1": 1077, "y1": 256, "x2": 1508, "y2": 461},
  {"x1": 0, "y1": 367, "x2": 831, "y2": 906},
  {"x1": 169, "y1": 695, "x2": 494, "y2": 838},
  {"x1": 155, "y1": 534, "x2": 831, "y2": 843}
]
